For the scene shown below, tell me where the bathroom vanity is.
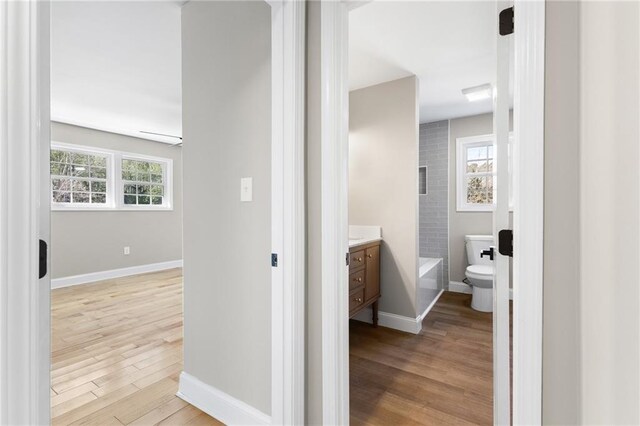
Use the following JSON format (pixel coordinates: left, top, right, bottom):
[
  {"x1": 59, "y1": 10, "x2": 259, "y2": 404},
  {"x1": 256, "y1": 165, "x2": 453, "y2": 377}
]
[{"x1": 348, "y1": 240, "x2": 381, "y2": 326}]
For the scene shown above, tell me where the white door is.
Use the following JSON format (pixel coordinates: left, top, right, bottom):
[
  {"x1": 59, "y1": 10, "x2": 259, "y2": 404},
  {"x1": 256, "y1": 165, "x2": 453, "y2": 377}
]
[{"x1": 493, "y1": 1, "x2": 513, "y2": 425}]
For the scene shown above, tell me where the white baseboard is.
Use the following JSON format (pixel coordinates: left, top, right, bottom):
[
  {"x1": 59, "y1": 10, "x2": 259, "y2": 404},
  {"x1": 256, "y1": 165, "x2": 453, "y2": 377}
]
[
  {"x1": 51, "y1": 260, "x2": 183, "y2": 289},
  {"x1": 177, "y1": 372, "x2": 270, "y2": 426},
  {"x1": 353, "y1": 290, "x2": 444, "y2": 335},
  {"x1": 448, "y1": 281, "x2": 514, "y2": 299},
  {"x1": 417, "y1": 289, "x2": 444, "y2": 323}
]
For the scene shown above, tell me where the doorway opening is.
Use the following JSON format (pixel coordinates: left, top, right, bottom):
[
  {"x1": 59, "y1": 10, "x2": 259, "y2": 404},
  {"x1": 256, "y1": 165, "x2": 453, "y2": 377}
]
[{"x1": 320, "y1": 0, "x2": 544, "y2": 424}]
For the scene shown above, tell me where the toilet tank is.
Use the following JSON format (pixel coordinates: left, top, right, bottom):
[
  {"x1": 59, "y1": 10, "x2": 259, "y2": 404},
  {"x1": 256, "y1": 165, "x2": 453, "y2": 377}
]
[{"x1": 465, "y1": 235, "x2": 494, "y2": 266}]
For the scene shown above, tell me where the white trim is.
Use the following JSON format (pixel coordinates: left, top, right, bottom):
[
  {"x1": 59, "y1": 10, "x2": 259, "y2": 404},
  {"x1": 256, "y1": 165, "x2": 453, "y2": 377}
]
[
  {"x1": 493, "y1": 1, "x2": 512, "y2": 420},
  {"x1": 320, "y1": 1, "x2": 350, "y2": 424},
  {"x1": 448, "y1": 281, "x2": 514, "y2": 300},
  {"x1": 455, "y1": 133, "x2": 514, "y2": 212},
  {"x1": 177, "y1": 372, "x2": 271, "y2": 426},
  {"x1": 353, "y1": 290, "x2": 444, "y2": 335},
  {"x1": 513, "y1": 1, "x2": 545, "y2": 424},
  {"x1": 0, "y1": 0, "x2": 51, "y2": 424},
  {"x1": 269, "y1": 1, "x2": 306, "y2": 424},
  {"x1": 456, "y1": 134, "x2": 496, "y2": 212},
  {"x1": 448, "y1": 280, "x2": 473, "y2": 294},
  {"x1": 50, "y1": 260, "x2": 183, "y2": 289}
]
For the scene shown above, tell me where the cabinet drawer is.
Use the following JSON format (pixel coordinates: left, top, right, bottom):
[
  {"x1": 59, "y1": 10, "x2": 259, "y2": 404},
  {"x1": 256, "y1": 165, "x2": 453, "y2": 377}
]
[
  {"x1": 349, "y1": 270, "x2": 365, "y2": 291},
  {"x1": 349, "y1": 250, "x2": 365, "y2": 271},
  {"x1": 349, "y1": 289, "x2": 365, "y2": 313}
]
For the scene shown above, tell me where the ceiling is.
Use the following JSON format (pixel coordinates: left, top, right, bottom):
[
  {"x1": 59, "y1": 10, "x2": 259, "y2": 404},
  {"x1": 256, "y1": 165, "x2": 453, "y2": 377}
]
[
  {"x1": 51, "y1": 1, "x2": 182, "y2": 144},
  {"x1": 349, "y1": 1, "x2": 507, "y2": 123}
]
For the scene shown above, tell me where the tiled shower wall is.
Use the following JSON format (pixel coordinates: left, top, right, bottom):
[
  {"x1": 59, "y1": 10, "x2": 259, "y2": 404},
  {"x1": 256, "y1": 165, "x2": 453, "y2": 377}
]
[{"x1": 419, "y1": 120, "x2": 449, "y2": 285}]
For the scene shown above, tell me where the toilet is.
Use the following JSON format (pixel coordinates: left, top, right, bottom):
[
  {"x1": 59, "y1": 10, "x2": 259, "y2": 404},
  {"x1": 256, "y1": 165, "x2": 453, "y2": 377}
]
[{"x1": 464, "y1": 235, "x2": 495, "y2": 312}]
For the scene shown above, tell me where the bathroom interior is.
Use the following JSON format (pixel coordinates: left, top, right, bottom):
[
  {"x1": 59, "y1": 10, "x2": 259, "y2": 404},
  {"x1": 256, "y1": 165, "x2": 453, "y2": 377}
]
[{"x1": 346, "y1": 2, "x2": 513, "y2": 424}]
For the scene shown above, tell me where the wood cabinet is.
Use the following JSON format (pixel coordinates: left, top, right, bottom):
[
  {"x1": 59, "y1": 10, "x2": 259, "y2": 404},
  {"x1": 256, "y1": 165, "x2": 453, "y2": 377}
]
[{"x1": 349, "y1": 241, "x2": 381, "y2": 326}]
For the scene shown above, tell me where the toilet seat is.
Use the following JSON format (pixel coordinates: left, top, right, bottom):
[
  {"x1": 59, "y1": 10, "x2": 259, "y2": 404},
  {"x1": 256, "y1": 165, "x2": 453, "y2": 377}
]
[{"x1": 465, "y1": 264, "x2": 494, "y2": 280}]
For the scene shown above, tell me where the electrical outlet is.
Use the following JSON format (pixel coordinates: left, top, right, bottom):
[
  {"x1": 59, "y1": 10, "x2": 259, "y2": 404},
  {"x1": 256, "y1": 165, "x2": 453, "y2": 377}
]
[{"x1": 124, "y1": 246, "x2": 130, "y2": 255}]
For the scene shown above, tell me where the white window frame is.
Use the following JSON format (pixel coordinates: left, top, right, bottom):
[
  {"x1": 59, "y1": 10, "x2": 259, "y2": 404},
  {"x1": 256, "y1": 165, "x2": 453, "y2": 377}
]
[
  {"x1": 456, "y1": 133, "x2": 513, "y2": 212},
  {"x1": 50, "y1": 142, "x2": 173, "y2": 211},
  {"x1": 50, "y1": 142, "x2": 116, "y2": 211},
  {"x1": 117, "y1": 152, "x2": 173, "y2": 211}
]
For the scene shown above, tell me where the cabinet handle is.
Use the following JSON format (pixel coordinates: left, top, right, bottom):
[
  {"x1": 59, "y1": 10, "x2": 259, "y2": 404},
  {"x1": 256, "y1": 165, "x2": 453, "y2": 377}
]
[
  {"x1": 367, "y1": 254, "x2": 373, "y2": 259},
  {"x1": 354, "y1": 297, "x2": 362, "y2": 303},
  {"x1": 357, "y1": 277, "x2": 363, "y2": 282},
  {"x1": 357, "y1": 257, "x2": 363, "y2": 262}
]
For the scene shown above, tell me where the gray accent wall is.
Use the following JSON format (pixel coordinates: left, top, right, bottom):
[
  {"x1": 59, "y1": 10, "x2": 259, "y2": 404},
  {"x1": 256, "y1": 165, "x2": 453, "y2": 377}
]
[
  {"x1": 50, "y1": 122, "x2": 183, "y2": 279},
  {"x1": 182, "y1": 0, "x2": 272, "y2": 415},
  {"x1": 349, "y1": 76, "x2": 420, "y2": 319},
  {"x1": 419, "y1": 121, "x2": 449, "y2": 285},
  {"x1": 305, "y1": 3, "x2": 323, "y2": 422},
  {"x1": 543, "y1": 1, "x2": 580, "y2": 422}
]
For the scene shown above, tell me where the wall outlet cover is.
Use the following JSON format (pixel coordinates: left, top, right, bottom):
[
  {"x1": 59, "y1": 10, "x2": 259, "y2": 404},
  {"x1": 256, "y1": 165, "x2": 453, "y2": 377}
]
[{"x1": 240, "y1": 177, "x2": 253, "y2": 202}]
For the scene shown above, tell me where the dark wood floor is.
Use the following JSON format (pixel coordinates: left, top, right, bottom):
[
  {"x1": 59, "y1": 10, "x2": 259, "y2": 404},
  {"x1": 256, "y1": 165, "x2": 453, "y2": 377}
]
[{"x1": 350, "y1": 292, "x2": 495, "y2": 425}]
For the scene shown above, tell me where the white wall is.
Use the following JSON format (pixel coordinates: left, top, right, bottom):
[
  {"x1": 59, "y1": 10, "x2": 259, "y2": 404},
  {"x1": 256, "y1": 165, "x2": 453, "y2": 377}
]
[
  {"x1": 51, "y1": 122, "x2": 183, "y2": 279},
  {"x1": 181, "y1": 1, "x2": 272, "y2": 415},
  {"x1": 349, "y1": 76, "x2": 419, "y2": 318},
  {"x1": 579, "y1": 1, "x2": 639, "y2": 423}
]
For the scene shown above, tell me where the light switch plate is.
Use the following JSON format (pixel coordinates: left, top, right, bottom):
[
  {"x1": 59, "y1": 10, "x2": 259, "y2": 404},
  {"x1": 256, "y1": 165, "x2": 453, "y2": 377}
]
[{"x1": 240, "y1": 177, "x2": 252, "y2": 202}]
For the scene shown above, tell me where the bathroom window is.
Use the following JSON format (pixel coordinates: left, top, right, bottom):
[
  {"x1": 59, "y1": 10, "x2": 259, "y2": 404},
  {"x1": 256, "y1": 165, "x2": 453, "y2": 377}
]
[
  {"x1": 51, "y1": 142, "x2": 172, "y2": 211},
  {"x1": 456, "y1": 134, "x2": 512, "y2": 212}
]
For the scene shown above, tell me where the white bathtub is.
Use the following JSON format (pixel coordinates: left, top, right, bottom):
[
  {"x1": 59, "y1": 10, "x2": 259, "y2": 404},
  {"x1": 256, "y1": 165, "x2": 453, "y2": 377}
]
[{"x1": 417, "y1": 257, "x2": 444, "y2": 320}]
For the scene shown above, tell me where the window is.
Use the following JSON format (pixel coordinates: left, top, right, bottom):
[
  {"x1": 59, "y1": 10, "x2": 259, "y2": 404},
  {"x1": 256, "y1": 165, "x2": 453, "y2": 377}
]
[
  {"x1": 51, "y1": 143, "x2": 172, "y2": 211},
  {"x1": 50, "y1": 146, "x2": 113, "y2": 209},
  {"x1": 456, "y1": 134, "x2": 513, "y2": 212},
  {"x1": 121, "y1": 158, "x2": 168, "y2": 207}
]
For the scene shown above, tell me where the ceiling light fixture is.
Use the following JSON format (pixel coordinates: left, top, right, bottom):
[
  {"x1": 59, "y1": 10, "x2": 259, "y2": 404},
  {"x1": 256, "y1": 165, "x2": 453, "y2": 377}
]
[{"x1": 462, "y1": 83, "x2": 493, "y2": 102}]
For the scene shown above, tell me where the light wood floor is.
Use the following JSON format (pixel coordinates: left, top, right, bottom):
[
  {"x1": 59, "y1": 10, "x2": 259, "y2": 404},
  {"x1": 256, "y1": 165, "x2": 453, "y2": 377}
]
[
  {"x1": 350, "y1": 292, "x2": 498, "y2": 425},
  {"x1": 51, "y1": 268, "x2": 221, "y2": 426}
]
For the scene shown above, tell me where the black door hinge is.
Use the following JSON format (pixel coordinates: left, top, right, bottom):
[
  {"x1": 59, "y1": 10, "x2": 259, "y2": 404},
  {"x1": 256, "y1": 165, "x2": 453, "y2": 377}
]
[
  {"x1": 271, "y1": 253, "x2": 278, "y2": 267},
  {"x1": 499, "y1": 7, "x2": 514, "y2": 36},
  {"x1": 346, "y1": 252, "x2": 350, "y2": 266},
  {"x1": 498, "y1": 230, "x2": 513, "y2": 257},
  {"x1": 39, "y1": 239, "x2": 48, "y2": 279}
]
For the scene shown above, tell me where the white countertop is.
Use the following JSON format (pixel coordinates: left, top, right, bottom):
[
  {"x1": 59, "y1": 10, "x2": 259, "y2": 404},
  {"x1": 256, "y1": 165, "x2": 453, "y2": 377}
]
[
  {"x1": 348, "y1": 237, "x2": 382, "y2": 248},
  {"x1": 348, "y1": 225, "x2": 382, "y2": 248}
]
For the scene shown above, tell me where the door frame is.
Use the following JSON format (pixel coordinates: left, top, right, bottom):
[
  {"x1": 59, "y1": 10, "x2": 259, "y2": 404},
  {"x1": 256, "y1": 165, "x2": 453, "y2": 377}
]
[
  {"x1": 0, "y1": 0, "x2": 306, "y2": 424},
  {"x1": 0, "y1": 0, "x2": 51, "y2": 424},
  {"x1": 319, "y1": 1, "x2": 545, "y2": 424}
]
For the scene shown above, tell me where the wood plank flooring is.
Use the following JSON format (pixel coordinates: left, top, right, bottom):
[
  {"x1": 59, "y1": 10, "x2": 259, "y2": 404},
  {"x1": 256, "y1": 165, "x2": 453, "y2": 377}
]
[
  {"x1": 51, "y1": 268, "x2": 221, "y2": 426},
  {"x1": 350, "y1": 292, "x2": 498, "y2": 425}
]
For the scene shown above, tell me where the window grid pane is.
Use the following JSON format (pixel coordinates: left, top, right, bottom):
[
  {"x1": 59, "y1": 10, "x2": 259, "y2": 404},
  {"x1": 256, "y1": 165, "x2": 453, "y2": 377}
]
[
  {"x1": 121, "y1": 158, "x2": 166, "y2": 207},
  {"x1": 464, "y1": 142, "x2": 494, "y2": 205},
  {"x1": 50, "y1": 149, "x2": 109, "y2": 205}
]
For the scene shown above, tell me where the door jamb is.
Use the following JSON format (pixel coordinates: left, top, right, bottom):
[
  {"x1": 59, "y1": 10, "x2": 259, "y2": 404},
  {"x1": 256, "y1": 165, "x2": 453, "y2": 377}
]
[
  {"x1": 319, "y1": 1, "x2": 545, "y2": 424},
  {"x1": 513, "y1": 1, "x2": 545, "y2": 424},
  {"x1": 0, "y1": 0, "x2": 51, "y2": 424},
  {"x1": 268, "y1": 0, "x2": 307, "y2": 424}
]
